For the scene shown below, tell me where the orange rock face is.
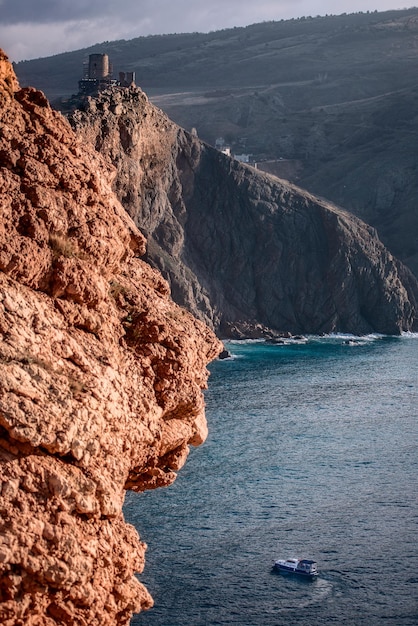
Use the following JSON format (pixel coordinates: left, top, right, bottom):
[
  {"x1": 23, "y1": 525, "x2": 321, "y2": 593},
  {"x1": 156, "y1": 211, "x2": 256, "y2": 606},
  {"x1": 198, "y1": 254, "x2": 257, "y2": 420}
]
[{"x1": 0, "y1": 50, "x2": 222, "y2": 625}]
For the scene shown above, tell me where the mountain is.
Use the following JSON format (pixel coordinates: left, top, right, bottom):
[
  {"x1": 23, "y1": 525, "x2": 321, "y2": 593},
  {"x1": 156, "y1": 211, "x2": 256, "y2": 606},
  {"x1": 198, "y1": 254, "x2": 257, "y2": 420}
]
[
  {"x1": 14, "y1": 8, "x2": 418, "y2": 286},
  {"x1": 0, "y1": 50, "x2": 221, "y2": 625},
  {"x1": 69, "y1": 85, "x2": 418, "y2": 337}
]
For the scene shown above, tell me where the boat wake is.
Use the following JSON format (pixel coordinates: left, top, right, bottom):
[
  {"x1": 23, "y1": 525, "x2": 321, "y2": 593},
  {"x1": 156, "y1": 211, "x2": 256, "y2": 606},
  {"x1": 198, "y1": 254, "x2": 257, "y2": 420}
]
[{"x1": 274, "y1": 577, "x2": 333, "y2": 612}]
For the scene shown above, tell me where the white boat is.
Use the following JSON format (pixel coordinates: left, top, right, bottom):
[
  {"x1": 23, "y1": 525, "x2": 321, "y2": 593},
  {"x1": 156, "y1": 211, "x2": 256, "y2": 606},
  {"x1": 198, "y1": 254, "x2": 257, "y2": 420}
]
[{"x1": 273, "y1": 558, "x2": 318, "y2": 578}]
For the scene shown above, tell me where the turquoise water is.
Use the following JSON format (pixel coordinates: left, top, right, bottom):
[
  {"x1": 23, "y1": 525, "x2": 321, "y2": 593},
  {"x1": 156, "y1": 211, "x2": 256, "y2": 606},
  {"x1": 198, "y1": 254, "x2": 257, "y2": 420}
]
[{"x1": 125, "y1": 334, "x2": 418, "y2": 625}]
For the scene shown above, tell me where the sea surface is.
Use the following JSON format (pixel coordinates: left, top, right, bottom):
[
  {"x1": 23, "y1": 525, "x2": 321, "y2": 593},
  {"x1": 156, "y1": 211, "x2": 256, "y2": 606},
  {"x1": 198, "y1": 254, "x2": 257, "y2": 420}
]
[{"x1": 125, "y1": 333, "x2": 418, "y2": 626}]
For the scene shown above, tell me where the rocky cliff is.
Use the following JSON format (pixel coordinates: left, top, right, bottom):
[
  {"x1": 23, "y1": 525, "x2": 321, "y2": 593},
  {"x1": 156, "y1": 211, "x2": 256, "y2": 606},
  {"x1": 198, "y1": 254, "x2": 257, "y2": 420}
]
[
  {"x1": 70, "y1": 87, "x2": 418, "y2": 337},
  {"x1": 0, "y1": 50, "x2": 222, "y2": 625}
]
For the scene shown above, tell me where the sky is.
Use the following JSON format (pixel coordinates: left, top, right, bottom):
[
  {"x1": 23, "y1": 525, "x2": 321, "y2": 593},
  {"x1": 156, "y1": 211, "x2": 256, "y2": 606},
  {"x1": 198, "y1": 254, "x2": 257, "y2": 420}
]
[{"x1": 0, "y1": 0, "x2": 415, "y2": 62}]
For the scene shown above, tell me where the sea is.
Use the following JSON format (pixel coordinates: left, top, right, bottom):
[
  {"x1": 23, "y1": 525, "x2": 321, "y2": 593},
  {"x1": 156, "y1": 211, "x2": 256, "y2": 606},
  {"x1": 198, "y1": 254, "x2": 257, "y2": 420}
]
[{"x1": 125, "y1": 333, "x2": 418, "y2": 626}]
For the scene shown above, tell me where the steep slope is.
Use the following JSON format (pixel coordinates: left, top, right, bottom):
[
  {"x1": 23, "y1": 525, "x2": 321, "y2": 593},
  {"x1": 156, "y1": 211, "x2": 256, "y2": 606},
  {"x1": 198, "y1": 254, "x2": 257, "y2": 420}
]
[
  {"x1": 0, "y1": 50, "x2": 221, "y2": 625},
  {"x1": 293, "y1": 85, "x2": 418, "y2": 279},
  {"x1": 69, "y1": 86, "x2": 418, "y2": 337},
  {"x1": 157, "y1": 80, "x2": 418, "y2": 281}
]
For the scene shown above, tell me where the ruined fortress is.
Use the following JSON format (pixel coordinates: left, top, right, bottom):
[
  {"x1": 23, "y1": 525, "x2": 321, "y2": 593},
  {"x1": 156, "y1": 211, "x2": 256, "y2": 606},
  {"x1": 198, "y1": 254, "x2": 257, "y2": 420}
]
[{"x1": 78, "y1": 53, "x2": 135, "y2": 96}]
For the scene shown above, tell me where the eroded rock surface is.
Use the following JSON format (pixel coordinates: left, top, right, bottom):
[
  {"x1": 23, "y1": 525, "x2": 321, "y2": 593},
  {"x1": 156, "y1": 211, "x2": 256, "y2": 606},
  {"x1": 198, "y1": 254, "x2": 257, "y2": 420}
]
[
  {"x1": 0, "y1": 50, "x2": 222, "y2": 625},
  {"x1": 70, "y1": 87, "x2": 418, "y2": 336}
]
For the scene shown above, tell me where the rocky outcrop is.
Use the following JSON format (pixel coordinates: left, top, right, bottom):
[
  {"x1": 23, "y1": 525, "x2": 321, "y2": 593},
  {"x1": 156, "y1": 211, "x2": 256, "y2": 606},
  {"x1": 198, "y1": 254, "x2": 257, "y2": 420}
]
[
  {"x1": 70, "y1": 87, "x2": 418, "y2": 336},
  {"x1": 0, "y1": 50, "x2": 222, "y2": 625}
]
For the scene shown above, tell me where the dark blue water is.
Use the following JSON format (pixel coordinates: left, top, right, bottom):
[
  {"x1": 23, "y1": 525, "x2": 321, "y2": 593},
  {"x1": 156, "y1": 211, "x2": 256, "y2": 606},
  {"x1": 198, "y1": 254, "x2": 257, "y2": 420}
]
[{"x1": 125, "y1": 334, "x2": 418, "y2": 625}]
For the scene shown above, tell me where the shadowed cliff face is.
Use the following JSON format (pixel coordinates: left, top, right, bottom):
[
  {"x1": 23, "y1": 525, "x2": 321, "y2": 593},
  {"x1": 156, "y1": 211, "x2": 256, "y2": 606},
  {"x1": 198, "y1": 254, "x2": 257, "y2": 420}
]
[
  {"x1": 70, "y1": 87, "x2": 418, "y2": 337},
  {"x1": 0, "y1": 50, "x2": 222, "y2": 625}
]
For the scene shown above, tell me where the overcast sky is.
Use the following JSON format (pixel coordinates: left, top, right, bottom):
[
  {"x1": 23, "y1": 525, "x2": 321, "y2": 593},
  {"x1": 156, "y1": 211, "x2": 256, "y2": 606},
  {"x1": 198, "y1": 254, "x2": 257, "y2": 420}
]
[{"x1": 0, "y1": 0, "x2": 415, "y2": 62}]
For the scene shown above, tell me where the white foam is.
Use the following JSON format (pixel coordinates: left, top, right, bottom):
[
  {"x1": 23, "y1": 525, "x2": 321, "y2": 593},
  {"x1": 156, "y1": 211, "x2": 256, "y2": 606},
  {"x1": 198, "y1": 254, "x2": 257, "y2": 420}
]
[{"x1": 401, "y1": 331, "x2": 418, "y2": 339}]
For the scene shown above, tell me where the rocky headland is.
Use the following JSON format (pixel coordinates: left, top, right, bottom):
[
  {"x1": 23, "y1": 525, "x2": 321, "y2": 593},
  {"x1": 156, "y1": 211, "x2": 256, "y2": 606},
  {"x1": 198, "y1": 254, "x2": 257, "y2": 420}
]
[
  {"x1": 0, "y1": 50, "x2": 222, "y2": 625},
  {"x1": 69, "y1": 86, "x2": 418, "y2": 337}
]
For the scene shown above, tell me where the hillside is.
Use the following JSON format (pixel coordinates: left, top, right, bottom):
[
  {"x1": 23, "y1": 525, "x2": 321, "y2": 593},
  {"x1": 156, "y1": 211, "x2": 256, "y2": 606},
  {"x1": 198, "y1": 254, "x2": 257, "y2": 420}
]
[
  {"x1": 14, "y1": 10, "x2": 418, "y2": 98},
  {"x1": 14, "y1": 9, "x2": 418, "y2": 283}
]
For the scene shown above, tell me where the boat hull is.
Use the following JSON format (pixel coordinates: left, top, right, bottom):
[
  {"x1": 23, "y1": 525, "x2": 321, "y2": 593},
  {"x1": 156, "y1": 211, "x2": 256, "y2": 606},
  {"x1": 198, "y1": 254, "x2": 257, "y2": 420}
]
[{"x1": 273, "y1": 564, "x2": 318, "y2": 578}]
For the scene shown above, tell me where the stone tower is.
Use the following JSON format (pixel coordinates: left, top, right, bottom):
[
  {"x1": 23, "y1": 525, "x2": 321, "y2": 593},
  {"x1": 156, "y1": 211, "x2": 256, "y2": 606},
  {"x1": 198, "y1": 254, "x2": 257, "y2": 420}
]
[{"x1": 88, "y1": 54, "x2": 109, "y2": 79}]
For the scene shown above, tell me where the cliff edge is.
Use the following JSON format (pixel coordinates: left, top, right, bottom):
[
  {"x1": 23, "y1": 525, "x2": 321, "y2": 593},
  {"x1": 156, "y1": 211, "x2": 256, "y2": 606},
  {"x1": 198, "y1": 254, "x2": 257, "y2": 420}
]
[
  {"x1": 70, "y1": 87, "x2": 418, "y2": 337},
  {"x1": 0, "y1": 50, "x2": 222, "y2": 625}
]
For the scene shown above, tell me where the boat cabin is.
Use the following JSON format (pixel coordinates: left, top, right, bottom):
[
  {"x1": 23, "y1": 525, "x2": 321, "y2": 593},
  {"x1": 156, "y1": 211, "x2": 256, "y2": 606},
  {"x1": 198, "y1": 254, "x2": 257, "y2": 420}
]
[{"x1": 297, "y1": 559, "x2": 318, "y2": 574}]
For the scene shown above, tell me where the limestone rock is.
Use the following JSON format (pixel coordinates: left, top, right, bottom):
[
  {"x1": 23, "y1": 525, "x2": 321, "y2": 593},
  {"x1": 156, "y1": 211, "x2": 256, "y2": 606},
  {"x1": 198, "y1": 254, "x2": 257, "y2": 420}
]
[
  {"x1": 70, "y1": 87, "x2": 418, "y2": 336},
  {"x1": 0, "y1": 50, "x2": 222, "y2": 625}
]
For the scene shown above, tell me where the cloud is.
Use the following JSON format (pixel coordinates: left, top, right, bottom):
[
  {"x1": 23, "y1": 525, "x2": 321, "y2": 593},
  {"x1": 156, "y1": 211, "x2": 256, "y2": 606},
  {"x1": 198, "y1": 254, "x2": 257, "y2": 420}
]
[
  {"x1": 1, "y1": 1, "x2": 416, "y2": 62},
  {"x1": 0, "y1": 0, "x2": 287, "y2": 61},
  {"x1": 1, "y1": 21, "x2": 97, "y2": 62},
  {"x1": 1, "y1": 0, "x2": 115, "y2": 24}
]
